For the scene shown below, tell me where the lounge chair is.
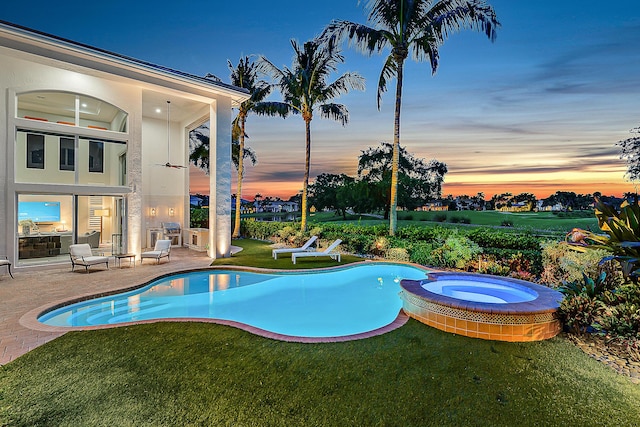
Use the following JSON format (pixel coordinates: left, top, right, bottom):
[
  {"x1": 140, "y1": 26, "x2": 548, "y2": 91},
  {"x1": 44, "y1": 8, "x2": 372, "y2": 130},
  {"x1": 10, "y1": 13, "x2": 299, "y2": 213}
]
[
  {"x1": 69, "y1": 243, "x2": 109, "y2": 273},
  {"x1": 140, "y1": 239, "x2": 171, "y2": 264},
  {"x1": 1, "y1": 256, "x2": 13, "y2": 278},
  {"x1": 272, "y1": 235, "x2": 318, "y2": 259},
  {"x1": 292, "y1": 239, "x2": 342, "y2": 264}
]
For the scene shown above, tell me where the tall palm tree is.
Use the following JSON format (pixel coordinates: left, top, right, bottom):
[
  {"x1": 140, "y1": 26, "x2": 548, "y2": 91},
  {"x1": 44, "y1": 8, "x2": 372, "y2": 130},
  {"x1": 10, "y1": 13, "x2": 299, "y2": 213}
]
[
  {"x1": 192, "y1": 61, "x2": 289, "y2": 238},
  {"x1": 189, "y1": 124, "x2": 257, "y2": 174},
  {"x1": 228, "y1": 57, "x2": 290, "y2": 238},
  {"x1": 324, "y1": 0, "x2": 499, "y2": 235},
  {"x1": 260, "y1": 38, "x2": 365, "y2": 231}
]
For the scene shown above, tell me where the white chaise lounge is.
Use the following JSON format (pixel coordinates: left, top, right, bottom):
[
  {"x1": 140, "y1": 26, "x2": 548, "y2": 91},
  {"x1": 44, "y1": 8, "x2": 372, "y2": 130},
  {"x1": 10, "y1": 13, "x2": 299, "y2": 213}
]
[
  {"x1": 272, "y1": 235, "x2": 318, "y2": 259},
  {"x1": 140, "y1": 239, "x2": 171, "y2": 264},
  {"x1": 69, "y1": 243, "x2": 109, "y2": 273},
  {"x1": 292, "y1": 239, "x2": 342, "y2": 264}
]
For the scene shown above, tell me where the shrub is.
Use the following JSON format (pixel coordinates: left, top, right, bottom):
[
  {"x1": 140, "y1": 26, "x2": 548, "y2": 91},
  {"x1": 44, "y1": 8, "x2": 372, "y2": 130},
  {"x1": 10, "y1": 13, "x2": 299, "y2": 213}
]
[
  {"x1": 408, "y1": 242, "x2": 435, "y2": 266},
  {"x1": 558, "y1": 273, "x2": 610, "y2": 334},
  {"x1": 467, "y1": 228, "x2": 542, "y2": 250},
  {"x1": 432, "y1": 213, "x2": 447, "y2": 222},
  {"x1": 599, "y1": 302, "x2": 640, "y2": 338},
  {"x1": 431, "y1": 233, "x2": 482, "y2": 270},
  {"x1": 277, "y1": 225, "x2": 297, "y2": 242},
  {"x1": 385, "y1": 247, "x2": 410, "y2": 262},
  {"x1": 449, "y1": 216, "x2": 470, "y2": 224},
  {"x1": 370, "y1": 237, "x2": 390, "y2": 257},
  {"x1": 596, "y1": 283, "x2": 640, "y2": 339},
  {"x1": 241, "y1": 220, "x2": 284, "y2": 241},
  {"x1": 539, "y1": 240, "x2": 616, "y2": 287},
  {"x1": 477, "y1": 255, "x2": 511, "y2": 276}
]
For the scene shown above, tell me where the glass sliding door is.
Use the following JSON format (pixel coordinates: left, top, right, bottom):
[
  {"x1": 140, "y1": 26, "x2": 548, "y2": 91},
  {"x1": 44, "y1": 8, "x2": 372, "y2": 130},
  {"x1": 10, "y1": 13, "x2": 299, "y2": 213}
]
[{"x1": 17, "y1": 194, "x2": 74, "y2": 266}]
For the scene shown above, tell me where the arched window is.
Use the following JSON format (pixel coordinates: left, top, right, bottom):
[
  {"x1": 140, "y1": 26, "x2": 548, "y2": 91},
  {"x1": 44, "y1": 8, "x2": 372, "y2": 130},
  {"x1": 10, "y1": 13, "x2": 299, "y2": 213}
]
[{"x1": 17, "y1": 91, "x2": 128, "y2": 133}]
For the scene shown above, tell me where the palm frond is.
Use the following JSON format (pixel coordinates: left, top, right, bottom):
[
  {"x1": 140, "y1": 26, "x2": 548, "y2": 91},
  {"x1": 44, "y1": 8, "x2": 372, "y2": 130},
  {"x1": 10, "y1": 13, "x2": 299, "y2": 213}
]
[
  {"x1": 252, "y1": 101, "x2": 294, "y2": 118},
  {"x1": 319, "y1": 103, "x2": 349, "y2": 126},
  {"x1": 323, "y1": 20, "x2": 391, "y2": 55},
  {"x1": 377, "y1": 55, "x2": 397, "y2": 108}
]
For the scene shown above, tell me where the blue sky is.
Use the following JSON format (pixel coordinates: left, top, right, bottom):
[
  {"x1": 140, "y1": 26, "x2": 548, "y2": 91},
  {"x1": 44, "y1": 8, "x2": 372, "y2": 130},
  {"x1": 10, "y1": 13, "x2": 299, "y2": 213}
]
[{"x1": 3, "y1": 0, "x2": 640, "y2": 199}]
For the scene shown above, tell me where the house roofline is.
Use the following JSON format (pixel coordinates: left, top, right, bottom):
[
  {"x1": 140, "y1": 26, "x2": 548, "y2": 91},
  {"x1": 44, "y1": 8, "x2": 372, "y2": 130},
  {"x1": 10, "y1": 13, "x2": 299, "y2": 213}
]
[{"x1": 0, "y1": 20, "x2": 250, "y2": 103}]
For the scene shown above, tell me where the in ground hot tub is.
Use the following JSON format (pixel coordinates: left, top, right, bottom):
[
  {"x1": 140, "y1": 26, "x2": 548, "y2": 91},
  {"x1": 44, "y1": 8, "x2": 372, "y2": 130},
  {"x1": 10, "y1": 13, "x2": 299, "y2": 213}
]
[{"x1": 400, "y1": 272, "x2": 563, "y2": 342}]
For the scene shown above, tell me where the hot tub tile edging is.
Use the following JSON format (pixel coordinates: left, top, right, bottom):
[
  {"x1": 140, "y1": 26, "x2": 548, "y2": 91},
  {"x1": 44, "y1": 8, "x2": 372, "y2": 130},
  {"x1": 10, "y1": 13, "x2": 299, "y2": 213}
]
[{"x1": 400, "y1": 274, "x2": 563, "y2": 342}]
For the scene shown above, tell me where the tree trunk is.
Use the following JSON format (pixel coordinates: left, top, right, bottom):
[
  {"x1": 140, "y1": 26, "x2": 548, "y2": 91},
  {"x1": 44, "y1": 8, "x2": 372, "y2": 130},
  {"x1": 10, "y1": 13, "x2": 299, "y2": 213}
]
[
  {"x1": 232, "y1": 115, "x2": 246, "y2": 238},
  {"x1": 300, "y1": 118, "x2": 312, "y2": 231},
  {"x1": 389, "y1": 60, "x2": 404, "y2": 236}
]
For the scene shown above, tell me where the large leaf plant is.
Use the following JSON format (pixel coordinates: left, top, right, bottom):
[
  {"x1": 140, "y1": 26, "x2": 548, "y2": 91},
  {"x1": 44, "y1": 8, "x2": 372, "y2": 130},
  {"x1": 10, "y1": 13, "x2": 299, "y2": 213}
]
[{"x1": 566, "y1": 197, "x2": 640, "y2": 281}]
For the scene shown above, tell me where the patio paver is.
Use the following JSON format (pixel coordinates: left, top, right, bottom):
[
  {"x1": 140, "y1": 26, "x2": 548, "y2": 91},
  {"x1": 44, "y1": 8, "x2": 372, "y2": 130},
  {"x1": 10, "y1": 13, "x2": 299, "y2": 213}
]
[{"x1": 0, "y1": 248, "x2": 211, "y2": 365}]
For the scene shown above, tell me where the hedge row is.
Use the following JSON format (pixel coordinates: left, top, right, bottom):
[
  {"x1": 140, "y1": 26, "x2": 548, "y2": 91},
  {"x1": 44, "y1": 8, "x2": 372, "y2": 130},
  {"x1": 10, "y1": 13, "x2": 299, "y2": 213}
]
[{"x1": 240, "y1": 220, "x2": 551, "y2": 276}]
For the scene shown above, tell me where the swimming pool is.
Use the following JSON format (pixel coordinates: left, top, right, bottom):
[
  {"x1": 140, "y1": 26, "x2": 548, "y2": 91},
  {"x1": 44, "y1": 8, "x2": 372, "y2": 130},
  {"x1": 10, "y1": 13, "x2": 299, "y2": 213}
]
[{"x1": 38, "y1": 263, "x2": 428, "y2": 339}]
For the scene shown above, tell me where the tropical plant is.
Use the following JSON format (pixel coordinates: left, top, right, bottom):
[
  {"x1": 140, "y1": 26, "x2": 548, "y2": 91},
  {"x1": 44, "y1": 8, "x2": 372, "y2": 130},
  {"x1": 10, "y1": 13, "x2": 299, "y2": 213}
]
[
  {"x1": 188, "y1": 126, "x2": 257, "y2": 183},
  {"x1": 227, "y1": 57, "x2": 291, "y2": 238},
  {"x1": 566, "y1": 197, "x2": 640, "y2": 281},
  {"x1": 324, "y1": 0, "x2": 499, "y2": 236},
  {"x1": 539, "y1": 240, "x2": 616, "y2": 288},
  {"x1": 259, "y1": 38, "x2": 365, "y2": 231},
  {"x1": 558, "y1": 273, "x2": 609, "y2": 335}
]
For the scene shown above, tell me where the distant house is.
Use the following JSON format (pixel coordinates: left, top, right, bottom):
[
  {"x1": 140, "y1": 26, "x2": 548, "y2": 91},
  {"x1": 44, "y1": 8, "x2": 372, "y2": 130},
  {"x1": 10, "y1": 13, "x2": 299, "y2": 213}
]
[
  {"x1": 498, "y1": 201, "x2": 533, "y2": 212},
  {"x1": 536, "y1": 200, "x2": 565, "y2": 212},
  {"x1": 231, "y1": 198, "x2": 255, "y2": 214},
  {"x1": 255, "y1": 201, "x2": 299, "y2": 213},
  {"x1": 417, "y1": 200, "x2": 448, "y2": 211}
]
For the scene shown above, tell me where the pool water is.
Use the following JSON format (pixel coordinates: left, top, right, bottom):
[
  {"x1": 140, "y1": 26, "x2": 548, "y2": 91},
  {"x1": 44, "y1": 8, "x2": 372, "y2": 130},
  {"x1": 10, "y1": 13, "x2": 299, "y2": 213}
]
[
  {"x1": 421, "y1": 278, "x2": 537, "y2": 304},
  {"x1": 39, "y1": 264, "x2": 428, "y2": 338}
]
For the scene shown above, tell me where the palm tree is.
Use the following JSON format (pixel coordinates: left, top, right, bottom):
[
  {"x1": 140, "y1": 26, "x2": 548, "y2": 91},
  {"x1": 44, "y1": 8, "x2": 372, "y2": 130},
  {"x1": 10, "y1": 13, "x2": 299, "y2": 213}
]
[
  {"x1": 324, "y1": 0, "x2": 499, "y2": 235},
  {"x1": 192, "y1": 61, "x2": 289, "y2": 238},
  {"x1": 189, "y1": 124, "x2": 257, "y2": 174},
  {"x1": 228, "y1": 57, "x2": 291, "y2": 237},
  {"x1": 260, "y1": 38, "x2": 365, "y2": 231}
]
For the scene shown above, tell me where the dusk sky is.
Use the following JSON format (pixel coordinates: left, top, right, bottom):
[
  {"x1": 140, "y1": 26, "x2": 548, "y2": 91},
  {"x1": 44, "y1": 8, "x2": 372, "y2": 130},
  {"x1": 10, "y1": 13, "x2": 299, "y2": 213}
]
[{"x1": 4, "y1": 1, "x2": 640, "y2": 200}]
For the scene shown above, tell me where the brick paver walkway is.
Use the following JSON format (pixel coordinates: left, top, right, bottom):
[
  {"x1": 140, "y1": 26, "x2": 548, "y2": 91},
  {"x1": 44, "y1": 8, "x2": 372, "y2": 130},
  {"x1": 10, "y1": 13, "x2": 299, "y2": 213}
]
[{"x1": 0, "y1": 248, "x2": 212, "y2": 365}]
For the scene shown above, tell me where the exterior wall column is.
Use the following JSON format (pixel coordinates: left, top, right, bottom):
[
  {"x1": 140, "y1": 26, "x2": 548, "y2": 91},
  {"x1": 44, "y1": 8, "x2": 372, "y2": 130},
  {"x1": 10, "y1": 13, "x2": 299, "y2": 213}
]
[{"x1": 208, "y1": 98, "x2": 232, "y2": 259}]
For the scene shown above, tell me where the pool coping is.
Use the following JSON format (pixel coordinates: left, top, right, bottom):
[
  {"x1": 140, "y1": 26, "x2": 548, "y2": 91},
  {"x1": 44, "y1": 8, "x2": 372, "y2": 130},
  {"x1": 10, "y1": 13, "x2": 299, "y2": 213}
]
[{"x1": 20, "y1": 261, "x2": 425, "y2": 343}]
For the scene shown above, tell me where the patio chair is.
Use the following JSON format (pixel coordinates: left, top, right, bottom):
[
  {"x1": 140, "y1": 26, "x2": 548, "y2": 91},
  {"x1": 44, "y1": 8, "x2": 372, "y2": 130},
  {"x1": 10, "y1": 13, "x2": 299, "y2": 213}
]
[
  {"x1": 272, "y1": 235, "x2": 318, "y2": 259},
  {"x1": 69, "y1": 243, "x2": 109, "y2": 273},
  {"x1": 140, "y1": 239, "x2": 171, "y2": 264},
  {"x1": 292, "y1": 239, "x2": 342, "y2": 264},
  {"x1": 1, "y1": 256, "x2": 13, "y2": 278}
]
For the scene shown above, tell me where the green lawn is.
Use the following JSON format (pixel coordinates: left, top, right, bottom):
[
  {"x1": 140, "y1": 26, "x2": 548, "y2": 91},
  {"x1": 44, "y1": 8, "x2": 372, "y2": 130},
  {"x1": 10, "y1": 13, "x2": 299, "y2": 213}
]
[
  {"x1": 216, "y1": 237, "x2": 362, "y2": 269},
  {"x1": 307, "y1": 210, "x2": 598, "y2": 233},
  {"x1": 1, "y1": 239, "x2": 639, "y2": 426}
]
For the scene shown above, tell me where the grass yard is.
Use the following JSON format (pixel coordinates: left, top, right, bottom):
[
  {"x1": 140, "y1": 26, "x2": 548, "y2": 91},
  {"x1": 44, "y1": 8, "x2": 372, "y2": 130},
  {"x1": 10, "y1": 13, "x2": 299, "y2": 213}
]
[
  {"x1": 217, "y1": 238, "x2": 362, "y2": 269},
  {"x1": 307, "y1": 210, "x2": 598, "y2": 233},
  {"x1": 1, "y1": 239, "x2": 639, "y2": 426}
]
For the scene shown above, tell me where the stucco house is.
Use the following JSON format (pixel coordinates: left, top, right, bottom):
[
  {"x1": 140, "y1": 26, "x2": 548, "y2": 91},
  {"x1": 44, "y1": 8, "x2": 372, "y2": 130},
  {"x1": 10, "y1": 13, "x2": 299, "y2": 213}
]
[{"x1": 0, "y1": 21, "x2": 249, "y2": 270}]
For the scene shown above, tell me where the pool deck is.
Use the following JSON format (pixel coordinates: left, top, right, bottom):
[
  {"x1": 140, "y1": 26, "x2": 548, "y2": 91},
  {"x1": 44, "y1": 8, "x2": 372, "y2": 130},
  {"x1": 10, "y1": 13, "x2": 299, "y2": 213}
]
[
  {"x1": 1, "y1": 250, "x2": 410, "y2": 365},
  {"x1": 0, "y1": 247, "x2": 213, "y2": 366}
]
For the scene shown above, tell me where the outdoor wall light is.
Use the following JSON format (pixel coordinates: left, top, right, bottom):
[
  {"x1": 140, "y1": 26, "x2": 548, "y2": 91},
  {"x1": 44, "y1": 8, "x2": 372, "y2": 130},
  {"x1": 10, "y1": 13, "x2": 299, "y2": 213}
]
[
  {"x1": 150, "y1": 207, "x2": 157, "y2": 216},
  {"x1": 169, "y1": 208, "x2": 175, "y2": 216}
]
